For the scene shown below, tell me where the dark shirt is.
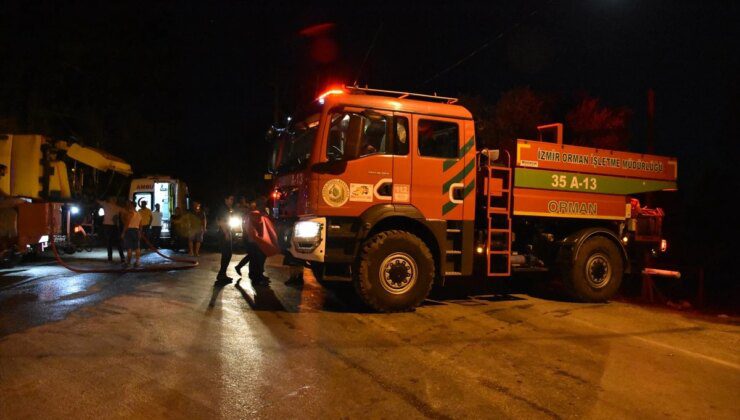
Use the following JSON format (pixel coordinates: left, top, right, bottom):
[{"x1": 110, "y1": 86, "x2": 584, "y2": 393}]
[{"x1": 216, "y1": 205, "x2": 232, "y2": 234}]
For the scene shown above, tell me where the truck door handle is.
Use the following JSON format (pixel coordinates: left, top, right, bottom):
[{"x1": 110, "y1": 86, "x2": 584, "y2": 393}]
[
  {"x1": 374, "y1": 178, "x2": 393, "y2": 200},
  {"x1": 449, "y1": 183, "x2": 464, "y2": 204},
  {"x1": 376, "y1": 182, "x2": 392, "y2": 197}
]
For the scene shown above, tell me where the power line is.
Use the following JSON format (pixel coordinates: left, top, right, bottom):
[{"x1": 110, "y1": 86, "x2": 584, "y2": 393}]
[
  {"x1": 353, "y1": 22, "x2": 384, "y2": 87},
  {"x1": 421, "y1": 0, "x2": 552, "y2": 86}
]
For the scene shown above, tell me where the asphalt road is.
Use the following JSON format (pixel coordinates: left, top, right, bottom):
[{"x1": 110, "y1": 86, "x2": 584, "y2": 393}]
[{"x1": 1, "y1": 250, "x2": 738, "y2": 419}]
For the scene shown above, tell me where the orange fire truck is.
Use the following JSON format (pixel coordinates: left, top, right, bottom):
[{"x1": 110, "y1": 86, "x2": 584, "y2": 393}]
[{"x1": 268, "y1": 87, "x2": 677, "y2": 312}]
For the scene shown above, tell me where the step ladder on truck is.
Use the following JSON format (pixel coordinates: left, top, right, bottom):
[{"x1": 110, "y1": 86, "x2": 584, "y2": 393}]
[{"x1": 268, "y1": 86, "x2": 679, "y2": 312}]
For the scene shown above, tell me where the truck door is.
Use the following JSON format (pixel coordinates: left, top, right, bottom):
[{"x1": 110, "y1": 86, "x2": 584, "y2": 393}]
[
  {"x1": 317, "y1": 108, "x2": 394, "y2": 216},
  {"x1": 410, "y1": 115, "x2": 467, "y2": 221},
  {"x1": 391, "y1": 112, "x2": 412, "y2": 205}
]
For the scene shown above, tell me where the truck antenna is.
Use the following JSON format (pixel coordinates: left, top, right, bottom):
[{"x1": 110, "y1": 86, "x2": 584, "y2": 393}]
[{"x1": 353, "y1": 22, "x2": 384, "y2": 87}]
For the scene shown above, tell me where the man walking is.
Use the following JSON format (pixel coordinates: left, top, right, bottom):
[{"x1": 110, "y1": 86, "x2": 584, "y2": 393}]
[
  {"x1": 215, "y1": 194, "x2": 235, "y2": 283},
  {"x1": 151, "y1": 203, "x2": 163, "y2": 247},
  {"x1": 245, "y1": 197, "x2": 270, "y2": 284},
  {"x1": 234, "y1": 200, "x2": 254, "y2": 277},
  {"x1": 97, "y1": 196, "x2": 124, "y2": 263}
]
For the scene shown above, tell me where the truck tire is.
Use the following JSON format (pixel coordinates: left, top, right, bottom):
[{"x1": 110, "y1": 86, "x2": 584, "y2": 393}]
[
  {"x1": 355, "y1": 230, "x2": 434, "y2": 312},
  {"x1": 563, "y1": 236, "x2": 623, "y2": 302}
]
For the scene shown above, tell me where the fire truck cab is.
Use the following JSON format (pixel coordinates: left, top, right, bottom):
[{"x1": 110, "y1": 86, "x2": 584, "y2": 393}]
[{"x1": 269, "y1": 87, "x2": 676, "y2": 312}]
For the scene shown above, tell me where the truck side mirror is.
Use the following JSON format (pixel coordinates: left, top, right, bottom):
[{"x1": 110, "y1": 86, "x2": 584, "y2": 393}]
[
  {"x1": 343, "y1": 113, "x2": 364, "y2": 161},
  {"x1": 482, "y1": 149, "x2": 500, "y2": 162}
]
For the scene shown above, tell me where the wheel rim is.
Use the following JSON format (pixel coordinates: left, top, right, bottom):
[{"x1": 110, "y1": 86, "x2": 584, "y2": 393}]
[
  {"x1": 379, "y1": 252, "x2": 418, "y2": 295},
  {"x1": 585, "y1": 253, "x2": 611, "y2": 289}
]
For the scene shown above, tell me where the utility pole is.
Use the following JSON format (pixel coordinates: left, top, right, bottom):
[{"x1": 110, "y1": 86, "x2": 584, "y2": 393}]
[
  {"x1": 646, "y1": 88, "x2": 655, "y2": 206},
  {"x1": 647, "y1": 88, "x2": 655, "y2": 154}
]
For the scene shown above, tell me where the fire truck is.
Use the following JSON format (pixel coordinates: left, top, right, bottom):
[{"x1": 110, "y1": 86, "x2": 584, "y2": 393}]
[{"x1": 268, "y1": 87, "x2": 677, "y2": 312}]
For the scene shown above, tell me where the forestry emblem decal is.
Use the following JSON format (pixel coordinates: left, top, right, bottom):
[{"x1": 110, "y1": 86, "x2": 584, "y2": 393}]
[{"x1": 322, "y1": 179, "x2": 350, "y2": 207}]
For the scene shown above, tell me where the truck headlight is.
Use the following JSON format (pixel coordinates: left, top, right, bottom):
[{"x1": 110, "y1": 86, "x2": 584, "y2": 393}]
[
  {"x1": 228, "y1": 216, "x2": 241, "y2": 229},
  {"x1": 294, "y1": 221, "x2": 321, "y2": 239},
  {"x1": 293, "y1": 221, "x2": 323, "y2": 252}
]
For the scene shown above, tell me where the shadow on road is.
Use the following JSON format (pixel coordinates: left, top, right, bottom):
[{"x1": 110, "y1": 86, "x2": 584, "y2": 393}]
[
  {"x1": 234, "y1": 279, "x2": 287, "y2": 312},
  {"x1": 207, "y1": 283, "x2": 226, "y2": 312}
]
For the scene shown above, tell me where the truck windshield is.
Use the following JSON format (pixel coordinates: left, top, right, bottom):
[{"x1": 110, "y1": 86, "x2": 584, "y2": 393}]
[{"x1": 272, "y1": 113, "x2": 320, "y2": 174}]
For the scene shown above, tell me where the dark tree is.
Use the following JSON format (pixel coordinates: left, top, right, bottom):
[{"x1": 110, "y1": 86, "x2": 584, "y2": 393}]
[{"x1": 565, "y1": 94, "x2": 631, "y2": 150}]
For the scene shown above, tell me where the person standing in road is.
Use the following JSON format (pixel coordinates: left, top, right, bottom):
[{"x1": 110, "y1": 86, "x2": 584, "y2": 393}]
[
  {"x1": 188, "y1": 201, "x2": 206, "y2": 257},
  {"x1": 97, "y1": 196, "x2": 125, "y2": 263},
  {"x1": 138, "y1": 200, "x2": 153, "y2": 247},
  {"x1": 151, "y1": 203, "x2": 163, "y2": 247},
  {"x1": 215, "y1": 195, "x2": 235, "y2": 282},
  {"x1": 121, "y1": 201, "x2": 143, "y2": 267}
]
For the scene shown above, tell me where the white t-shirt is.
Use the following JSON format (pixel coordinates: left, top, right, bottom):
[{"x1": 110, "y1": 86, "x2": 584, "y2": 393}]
[{"x1": 151, "y1": 211, "x2": 163, "y2": 227}]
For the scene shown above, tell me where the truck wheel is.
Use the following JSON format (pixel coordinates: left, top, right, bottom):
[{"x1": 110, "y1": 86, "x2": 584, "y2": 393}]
[
  {"x1": 355, "y1": 230, "x2": 434, "y2": 312},
  {"x1": 564, "y1": 236, "x2": 623, "y2": 302}
]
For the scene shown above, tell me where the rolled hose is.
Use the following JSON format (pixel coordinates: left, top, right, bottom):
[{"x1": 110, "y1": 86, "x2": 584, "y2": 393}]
[{"x1": 48, "y1": 212, "x2": 197, "y2": 273}]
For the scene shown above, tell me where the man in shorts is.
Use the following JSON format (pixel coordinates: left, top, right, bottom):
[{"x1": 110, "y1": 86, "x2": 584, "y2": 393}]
[
  {"x1": 121, "y1": 201, "x2": 142, "y2": 267},
  {"x1": 138, "y1": 200, "x2": 153, "y2": 248}
]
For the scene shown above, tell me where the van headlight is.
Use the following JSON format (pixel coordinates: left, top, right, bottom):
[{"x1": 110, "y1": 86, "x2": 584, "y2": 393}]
[
  {"x1": 293, "y1": 221, "x2": 323, "y2": 252},
  {"x1": 228, "y1": 216, "x2": 241, "y2": 229}
]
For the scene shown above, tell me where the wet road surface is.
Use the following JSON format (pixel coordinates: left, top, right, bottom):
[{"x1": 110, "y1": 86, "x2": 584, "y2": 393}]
[{"x1": 1, "y1": 250, "x2": 738, "y2": 419}]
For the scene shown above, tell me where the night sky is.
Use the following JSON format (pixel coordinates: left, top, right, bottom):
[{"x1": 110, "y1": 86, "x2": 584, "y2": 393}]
[{"x1": 1, "y1": 1, "x2": 738, "y2": 281}]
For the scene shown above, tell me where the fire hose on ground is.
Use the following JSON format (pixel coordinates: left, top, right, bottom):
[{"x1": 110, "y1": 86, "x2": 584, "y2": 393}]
[{"x1": 48, "y1": 214, "x2": 198, "y2": 273}]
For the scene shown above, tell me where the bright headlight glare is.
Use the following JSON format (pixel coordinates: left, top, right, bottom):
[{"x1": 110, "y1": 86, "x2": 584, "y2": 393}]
[
  {"x1": 228, "y1": 216, "x2": 241, "y2": 229},
  {"x1": 70, "y1": 206, "x2": 80, "y2": 215},
  {"x1": 294, "y1": 221, "x2": 321, "y2": 239}
]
